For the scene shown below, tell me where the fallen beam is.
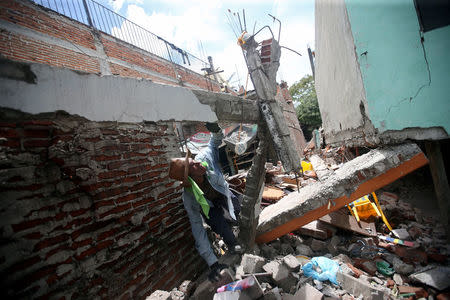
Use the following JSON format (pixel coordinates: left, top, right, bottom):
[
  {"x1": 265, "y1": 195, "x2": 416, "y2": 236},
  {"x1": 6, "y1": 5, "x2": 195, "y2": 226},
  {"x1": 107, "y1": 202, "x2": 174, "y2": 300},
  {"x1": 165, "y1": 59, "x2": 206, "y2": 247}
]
[{"x1": 256, "y1": 143, "x2": 428, "y2": 244}]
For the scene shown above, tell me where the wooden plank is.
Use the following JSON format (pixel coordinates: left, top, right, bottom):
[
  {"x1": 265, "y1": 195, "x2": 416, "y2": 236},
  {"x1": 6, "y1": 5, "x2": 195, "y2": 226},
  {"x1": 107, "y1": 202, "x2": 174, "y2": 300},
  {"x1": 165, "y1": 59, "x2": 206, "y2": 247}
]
[{"x1": 319, "y1": 211, "x2": 376, "y2": 237}]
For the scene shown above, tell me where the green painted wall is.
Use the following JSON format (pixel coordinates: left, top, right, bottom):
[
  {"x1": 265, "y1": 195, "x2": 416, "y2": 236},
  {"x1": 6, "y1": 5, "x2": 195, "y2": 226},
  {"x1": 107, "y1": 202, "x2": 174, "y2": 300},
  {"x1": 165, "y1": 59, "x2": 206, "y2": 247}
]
[{"x1": 345, "y1": 0, "x2": 450, "y2": 134}]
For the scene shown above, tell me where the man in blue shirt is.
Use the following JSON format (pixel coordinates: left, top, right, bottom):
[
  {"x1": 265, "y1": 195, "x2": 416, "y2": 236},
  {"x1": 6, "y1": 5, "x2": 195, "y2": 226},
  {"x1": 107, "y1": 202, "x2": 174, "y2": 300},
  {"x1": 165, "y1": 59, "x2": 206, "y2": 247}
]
[{"x1": 168, "y1": 122, "x2": 241, "y2": 281}]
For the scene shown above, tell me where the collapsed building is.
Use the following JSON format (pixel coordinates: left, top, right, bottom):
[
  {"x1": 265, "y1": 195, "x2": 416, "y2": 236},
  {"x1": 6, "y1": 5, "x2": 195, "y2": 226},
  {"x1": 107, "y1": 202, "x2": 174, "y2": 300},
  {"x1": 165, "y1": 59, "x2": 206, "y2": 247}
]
[{"x1": 0, "y1": 0, "x2": 449, "y2": 299}]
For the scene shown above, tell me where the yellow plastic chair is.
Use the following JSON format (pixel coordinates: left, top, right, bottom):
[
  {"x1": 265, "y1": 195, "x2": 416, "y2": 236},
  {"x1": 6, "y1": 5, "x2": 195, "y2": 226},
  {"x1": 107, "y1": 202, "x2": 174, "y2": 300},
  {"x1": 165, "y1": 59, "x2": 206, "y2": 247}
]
[{"x1": 347, "y1": 192, "x2": 392, "y2": 231}]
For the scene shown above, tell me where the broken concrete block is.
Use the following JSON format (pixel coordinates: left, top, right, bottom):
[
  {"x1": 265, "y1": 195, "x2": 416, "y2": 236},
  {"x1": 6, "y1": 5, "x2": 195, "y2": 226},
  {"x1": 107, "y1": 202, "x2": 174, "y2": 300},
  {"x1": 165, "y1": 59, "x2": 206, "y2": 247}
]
[
  {"x1": 336, "y1": 272, "x2": 389, "y2": 300},
  {"x1": 239, "y1": 275, "x2": 264, "y2": 300},
  {"x1": 146, "y1": 290, "x2": 171, "y2": 300},
  {"x1": 283, "y1": 254, "x2": 301, "y2": 271},
  {"x1": 262, "y1": 261, "x2": 296, "y2": 292},
  {"x1": 241, "y1": 254, "x2": 266, "y2": 274},
  {"x1": 332, "y1": 254, "x2": 352, "y2": 265},
  {"x1": 299, "y1": 220, "x2": 336, "y2": 240},
  {"x1": 392, "y1": 228, "x2": 410, "y2": 240},
  {"x1": 327, "y1": 235, "x2": 341, "y2": 255},
  {"x1": 311, "y1": 239, "x2": 327, "y2": 252},
  {"x1": 280, "y1": 243, "x2": 295, "y2": 255},
  {"x1": 296, "y1": 244, "x2": 313, "y2": 256},
  {"x1": 170, "y1": 290, "x2": 186, "y2": 300},
  {"x1": 409, "y1": 266, "x2": 450, "y2": 291},
  {"x1": 261, "y1": 244, "x2": 278, "y2": 259},
  {"x1": 392, "y1": 257, "x2": 414, "y2": 275},
  {"x1": 293, "y1": 282, "x2": 323, "y2": 300},
  {"x1": 393, "y1": 273, "x2": 403, "y2": 286},
  {"x1": 256, "y1": 143, "x2": 427, "y2": 243}
]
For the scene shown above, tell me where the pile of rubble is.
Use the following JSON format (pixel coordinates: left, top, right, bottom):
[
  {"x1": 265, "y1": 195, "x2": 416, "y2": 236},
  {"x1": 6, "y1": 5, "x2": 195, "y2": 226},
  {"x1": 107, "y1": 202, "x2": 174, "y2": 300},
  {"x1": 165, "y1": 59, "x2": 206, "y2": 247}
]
[{"x1": 147, "y1": 189, "x2": 449, "y2": 300}]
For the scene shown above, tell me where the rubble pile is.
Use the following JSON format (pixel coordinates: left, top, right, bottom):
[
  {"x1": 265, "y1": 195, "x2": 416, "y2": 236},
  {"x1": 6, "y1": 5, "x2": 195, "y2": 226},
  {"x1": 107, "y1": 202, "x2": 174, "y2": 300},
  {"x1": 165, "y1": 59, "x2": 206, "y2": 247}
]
[
  {"x1": 146, "y1": 189, "x2": 449, "y2": 300},
  {"x1": 147, "y1": 141, "x2": 448, "y2": 299}
]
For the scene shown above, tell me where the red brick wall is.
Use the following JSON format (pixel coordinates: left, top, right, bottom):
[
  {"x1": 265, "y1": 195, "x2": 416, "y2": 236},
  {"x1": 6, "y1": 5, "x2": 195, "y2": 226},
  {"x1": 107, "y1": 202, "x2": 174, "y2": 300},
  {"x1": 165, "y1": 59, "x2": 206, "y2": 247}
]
[
  {"x1": 0, "y1": 0, "x2": 221, "y2": 91},
  {"x1": 0, "y1": 113, "x2": 205, "y2": 299}
]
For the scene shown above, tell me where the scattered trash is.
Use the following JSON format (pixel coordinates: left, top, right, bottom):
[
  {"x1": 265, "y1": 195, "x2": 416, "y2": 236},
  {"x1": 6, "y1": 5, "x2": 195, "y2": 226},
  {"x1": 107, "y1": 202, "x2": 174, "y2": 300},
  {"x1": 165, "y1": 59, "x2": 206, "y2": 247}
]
[
  {"x1": 302, "y1": 257, "x2": 340, "y2": 285},
  {"x1": 217, "y1": 276, "x2": 255, "y2": 293},
  {"x1": 376, "y1": 260, "x2": 394, "y2": 276}
]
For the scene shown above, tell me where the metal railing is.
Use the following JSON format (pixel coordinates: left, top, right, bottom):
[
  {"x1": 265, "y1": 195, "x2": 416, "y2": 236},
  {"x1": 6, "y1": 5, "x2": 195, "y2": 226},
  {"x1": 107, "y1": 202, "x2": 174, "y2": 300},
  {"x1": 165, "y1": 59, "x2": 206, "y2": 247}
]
[{"x1": 31, "y1": 0, "x2": 210, "y2": 75}]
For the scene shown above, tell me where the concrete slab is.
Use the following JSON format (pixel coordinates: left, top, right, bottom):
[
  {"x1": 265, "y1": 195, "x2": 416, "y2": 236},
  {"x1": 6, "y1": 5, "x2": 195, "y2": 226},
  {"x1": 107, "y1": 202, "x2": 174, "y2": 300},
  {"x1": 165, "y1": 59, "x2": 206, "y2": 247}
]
[
  {"x1": 0, "y1": 60, "x2": 259, "y2": 123},
  {"x1": 256, "y1": 143, "x2": 428, "y2": 243}
]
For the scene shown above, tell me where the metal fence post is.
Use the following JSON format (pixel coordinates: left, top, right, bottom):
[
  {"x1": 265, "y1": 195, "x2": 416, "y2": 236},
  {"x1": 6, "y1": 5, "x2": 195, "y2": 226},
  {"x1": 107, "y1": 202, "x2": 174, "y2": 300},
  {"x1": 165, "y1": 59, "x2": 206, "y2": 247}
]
[{"x1": 82, "y1": 0, "x2": 94, "y2": 27}]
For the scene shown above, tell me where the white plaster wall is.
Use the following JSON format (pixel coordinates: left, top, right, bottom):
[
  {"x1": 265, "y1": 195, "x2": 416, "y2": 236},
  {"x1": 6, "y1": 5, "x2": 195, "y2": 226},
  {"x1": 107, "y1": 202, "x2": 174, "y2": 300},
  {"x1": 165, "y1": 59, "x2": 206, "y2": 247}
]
[
  {"x1": 315, "y1": 0, "x2": 369, "y2": 137},
  {"x1": 0, "y1": 63, "x2": 217, "y2": 123}
]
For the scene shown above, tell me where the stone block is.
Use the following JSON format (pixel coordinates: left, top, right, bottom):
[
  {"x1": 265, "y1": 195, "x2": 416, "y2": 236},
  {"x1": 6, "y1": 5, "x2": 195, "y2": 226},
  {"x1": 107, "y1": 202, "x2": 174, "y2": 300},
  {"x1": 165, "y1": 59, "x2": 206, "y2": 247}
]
[
  {"x1": 310, "y1": 239, "x2": 327, "y2": 252},
  {"x1": 263, "y1": 261, "x2": 296, "y2": 292},
  {"x1": 294, "y1": 283, "x2": 323, "y2": 300},
  {"x1": 146, "y1": 290, "x2": 171, "y2": 300},
  {"x1": 170, "y1": 290, "x2": 185, "y2": 300},
  {"x1": 337, "y1": 272, "x2": 389, "y2": 300},
  {"x1": 283, "y1": 254, "x2": 301, "y2": 271},
  {"x1": 296, "y1": 244, "x2": 313, "y2": 256},
  {"x1": 392, "y1": 257, "x2": 414, "y2": 275},
  {"x1": 241, "y1": 254, "x2": 266, "y2": 274}
]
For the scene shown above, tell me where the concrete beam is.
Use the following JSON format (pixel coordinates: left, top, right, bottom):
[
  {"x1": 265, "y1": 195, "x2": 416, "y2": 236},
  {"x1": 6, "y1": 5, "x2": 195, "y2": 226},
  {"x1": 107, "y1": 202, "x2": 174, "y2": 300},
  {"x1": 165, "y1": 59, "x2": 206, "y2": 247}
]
[
  {"x1": 256, "y1": 143, "x2": 428, "y2": 243},
  {"x1": 0, "y1": 59, "x2": 259, "y2": 123}
]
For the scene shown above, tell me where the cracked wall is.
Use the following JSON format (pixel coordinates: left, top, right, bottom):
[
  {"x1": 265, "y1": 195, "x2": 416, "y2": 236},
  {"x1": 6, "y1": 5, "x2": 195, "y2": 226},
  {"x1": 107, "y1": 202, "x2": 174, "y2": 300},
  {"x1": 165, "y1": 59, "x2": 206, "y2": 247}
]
[{"x1": 315, "y1": 0, "x2": 449, "y2": 146}]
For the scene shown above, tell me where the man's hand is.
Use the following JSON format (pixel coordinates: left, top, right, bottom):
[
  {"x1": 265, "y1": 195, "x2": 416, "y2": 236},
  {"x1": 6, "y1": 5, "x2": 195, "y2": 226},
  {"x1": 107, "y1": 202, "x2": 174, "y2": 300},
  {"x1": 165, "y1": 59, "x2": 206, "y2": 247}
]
[
  {"x1": 208, "y1": 262, "x2": 227, "y2": 282},
  {"x1": 205, "y1": 122, "x2": 221, "y2": 133}
]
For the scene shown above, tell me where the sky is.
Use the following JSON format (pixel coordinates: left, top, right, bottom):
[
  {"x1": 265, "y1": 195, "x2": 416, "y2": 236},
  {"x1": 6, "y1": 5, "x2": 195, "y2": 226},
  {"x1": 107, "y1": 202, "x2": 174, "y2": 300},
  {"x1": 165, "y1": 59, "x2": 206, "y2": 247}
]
[{"x1": 99, "y1": 0, "x2": 315, "y2": 89}]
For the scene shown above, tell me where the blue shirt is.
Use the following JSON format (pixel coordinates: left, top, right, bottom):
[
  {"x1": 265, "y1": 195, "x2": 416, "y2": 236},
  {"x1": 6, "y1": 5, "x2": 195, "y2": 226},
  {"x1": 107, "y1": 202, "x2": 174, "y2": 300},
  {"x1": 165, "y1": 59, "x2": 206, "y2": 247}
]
[{"x1": 182, "y1": 131, "x2": 235, "y2": 266}]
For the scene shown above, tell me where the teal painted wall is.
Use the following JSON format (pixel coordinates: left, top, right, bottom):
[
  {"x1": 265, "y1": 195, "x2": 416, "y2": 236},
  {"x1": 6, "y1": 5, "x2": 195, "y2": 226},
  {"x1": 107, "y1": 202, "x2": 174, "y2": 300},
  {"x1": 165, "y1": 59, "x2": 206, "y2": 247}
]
[{"x1": 345, "y1": 0, "x2": 450, "y2": 134}]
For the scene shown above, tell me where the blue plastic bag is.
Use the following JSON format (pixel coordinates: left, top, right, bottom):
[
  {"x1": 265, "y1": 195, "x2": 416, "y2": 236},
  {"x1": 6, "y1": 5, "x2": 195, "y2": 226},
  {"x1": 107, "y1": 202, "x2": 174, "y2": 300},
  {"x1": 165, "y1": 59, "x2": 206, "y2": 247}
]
[{"x1": 302, "y1": 256, "x2": 340, "y2": 285}]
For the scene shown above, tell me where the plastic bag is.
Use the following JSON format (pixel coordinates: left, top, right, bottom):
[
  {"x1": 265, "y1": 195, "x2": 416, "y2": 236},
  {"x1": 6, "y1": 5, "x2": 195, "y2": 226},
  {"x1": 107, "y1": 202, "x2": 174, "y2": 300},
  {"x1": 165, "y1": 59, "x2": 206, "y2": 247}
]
[{"x1": 302, "y1": 256, "x2": 340, "y2": 285}]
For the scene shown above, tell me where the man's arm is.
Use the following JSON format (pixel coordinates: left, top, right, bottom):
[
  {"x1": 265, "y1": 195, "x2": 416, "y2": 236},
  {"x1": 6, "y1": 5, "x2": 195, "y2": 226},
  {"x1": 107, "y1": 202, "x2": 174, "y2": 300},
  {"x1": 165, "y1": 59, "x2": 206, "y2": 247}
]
[{"x1": 205, "y1": 122, "x2": 223, "y2": 150}]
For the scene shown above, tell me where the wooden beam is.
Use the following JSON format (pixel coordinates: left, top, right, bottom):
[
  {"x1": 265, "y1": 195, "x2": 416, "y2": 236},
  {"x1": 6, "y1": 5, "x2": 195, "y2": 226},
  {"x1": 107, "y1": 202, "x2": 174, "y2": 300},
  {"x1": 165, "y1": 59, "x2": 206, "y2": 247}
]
[{"x1": 256, "y1": 152, "x2": 428, "y2": 244}]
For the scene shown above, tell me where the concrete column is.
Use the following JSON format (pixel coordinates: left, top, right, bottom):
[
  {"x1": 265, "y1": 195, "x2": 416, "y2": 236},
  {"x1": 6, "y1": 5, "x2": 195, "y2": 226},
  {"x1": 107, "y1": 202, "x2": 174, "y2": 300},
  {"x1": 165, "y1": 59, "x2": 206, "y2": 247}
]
[
  {"x1": 238, "y1": 123, "x2": 268, "y2": 250},
  {"x1": 425, "y1": 141, "x2": 450, "y2": 241}
]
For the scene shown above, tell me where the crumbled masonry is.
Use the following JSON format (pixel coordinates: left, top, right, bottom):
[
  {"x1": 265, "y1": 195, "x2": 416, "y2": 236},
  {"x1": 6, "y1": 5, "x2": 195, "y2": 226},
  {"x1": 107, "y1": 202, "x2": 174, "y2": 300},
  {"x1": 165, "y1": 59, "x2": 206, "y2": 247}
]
[
  {"x1": 146, "y1": 144, "x2": 449, "y2": 300},
  {"x1": 256, "y1": 143, "x2": 427, "y2": 243}
]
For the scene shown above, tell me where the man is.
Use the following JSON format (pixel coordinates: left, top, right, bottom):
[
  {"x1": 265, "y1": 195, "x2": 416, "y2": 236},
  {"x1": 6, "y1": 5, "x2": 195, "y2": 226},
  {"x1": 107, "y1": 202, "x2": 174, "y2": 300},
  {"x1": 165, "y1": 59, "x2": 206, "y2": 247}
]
[{"x1": 168, "y1": 122, "x2": 241, "y2": 281}]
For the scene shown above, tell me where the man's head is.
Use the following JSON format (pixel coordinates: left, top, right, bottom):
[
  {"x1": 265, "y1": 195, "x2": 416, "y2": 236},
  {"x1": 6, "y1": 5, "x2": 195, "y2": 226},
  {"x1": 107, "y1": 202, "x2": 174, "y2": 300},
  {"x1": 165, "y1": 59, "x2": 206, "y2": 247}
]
[
  {"x1": 187, "y1": 158, "x2": 207, "y2": 177},
  {"x1": 168, "y1": 150, "x2": 206, "y2": 186}
]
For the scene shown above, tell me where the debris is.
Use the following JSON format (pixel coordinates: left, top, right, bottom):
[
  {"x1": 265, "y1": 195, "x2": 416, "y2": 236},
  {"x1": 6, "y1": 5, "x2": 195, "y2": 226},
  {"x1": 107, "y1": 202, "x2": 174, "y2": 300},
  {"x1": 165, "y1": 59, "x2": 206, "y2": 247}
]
[
  {"x1": 146, "y1": 290, "x2": 171, "y2": 300},
  {"x1": 375, "y1": 260, "x2": 394, "y2": 276},
  {"x1": 309, "y1": 154, "x2": 333, "y2": 181},
  {"x1": 409, "y1": 266, "x2": 450, "y2": 291},
  {"x1": 392, "y1": 228, "x2": 410, "y2": 240},
  {"x1": 392, "y1": 257, "x2": 415, "y2": 275},
  {"x1": 299, "y1": 220, "x2": 336, "y2": 240},
  {"x1": 302, "y1": 256, "x2": 340, "y2": 285},
  {"x1": 378, "y1": 235, "x2": 414, "y2": 247},
  {"x1": 311, "y1": 239, "x2": 327, "y2": 252},
  {"x1": 193, "y1": 269, "x2": 234, "y2": 300},
  {"x1": 336, "y1": 272, "x2": 389, "y2": 300},
  {"x1": 320, "y1": 211, "x2": 377, "y2": 237},
  {"x1": 283, "y1": 254, "x2": 301, "y2": 272},
  {"x1": 262, "y1": 186, "x2": 285, "y2": 202},
  {"x1": 296, "y1": 244, "x2": 313, "y2": 257},
  {"x1": 393, "y1": 273, "x2": 403, "y2": 286},
  {"x1": 257, "y1": 143, "x2": 427, "y2": 243},
  {"x1": 262, "y1": 260, "x2": 296, "y2": 292},
  {"x1": 217, "y1": 276, "x2": 255, "y2": 293},
  {"x1": 397, "y1": 285, "x2": 428, "y2": 298},
  {"x1": 241, "y1": 254, "x2": 266, "y2": 274},
  {"x1": 293, "y1": 283, "x2": 323, "y2": 300}
]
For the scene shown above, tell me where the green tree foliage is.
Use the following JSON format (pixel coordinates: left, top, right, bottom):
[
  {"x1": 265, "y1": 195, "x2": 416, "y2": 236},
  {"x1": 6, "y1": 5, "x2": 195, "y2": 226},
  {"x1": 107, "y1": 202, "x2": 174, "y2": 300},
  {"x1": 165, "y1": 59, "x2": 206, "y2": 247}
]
[{"x1": 289, "y1": 75, "x2": 322, "y2": 140}]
